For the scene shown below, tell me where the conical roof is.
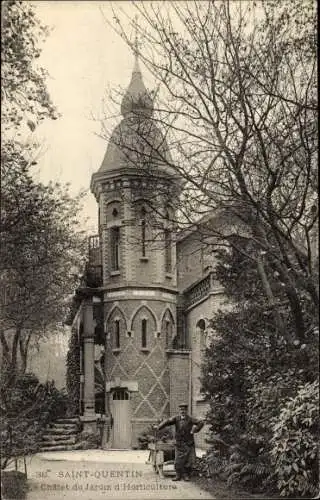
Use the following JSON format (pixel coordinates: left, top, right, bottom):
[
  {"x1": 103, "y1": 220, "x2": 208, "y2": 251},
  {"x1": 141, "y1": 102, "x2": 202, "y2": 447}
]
[{"x1": 96, "y1": 55, "x2": 177, "y2": 179}]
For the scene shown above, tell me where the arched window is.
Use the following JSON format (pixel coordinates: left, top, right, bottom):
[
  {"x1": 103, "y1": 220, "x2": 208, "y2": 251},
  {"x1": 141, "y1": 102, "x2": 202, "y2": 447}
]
[
  {"x1": 196, "y1": 319, "x2": 206, "y2": 351},
  {"x1": 161, "y1": 309, "x2": 176, "y2": 348},
  {"x1": 131, "y1": 305, "x2": 156, "y2": 350},
  {"x1": 141, "y1": 318, "x2": 147, "y2": 348},
  {"x1": 110, "y1": 226, "x2": 120, "y2": 271},
  {"x1": 114, "y1": 320, "x2": 120, "y2": 349}
]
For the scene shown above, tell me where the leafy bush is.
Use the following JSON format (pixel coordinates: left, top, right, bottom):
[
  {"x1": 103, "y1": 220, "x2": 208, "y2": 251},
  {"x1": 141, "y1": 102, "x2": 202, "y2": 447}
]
[
  {"x1": 1, "y1": 470, "x2": 28, "y2": 499},
  {"x1": 200, "y1": 237, "x2": 319, "y2": 496},
  {"x1": 0, "y1": 372, "x2": 68, "y2": 469},
  {"x1": 224, "y1": 435, "x2": 272, "y2": 492},
  {"x1": 201, "y1": 434, "x2": 273, "y2": 492},
  {"x1": 270, "y1": 380, "x2": 319, "y2": 498}
]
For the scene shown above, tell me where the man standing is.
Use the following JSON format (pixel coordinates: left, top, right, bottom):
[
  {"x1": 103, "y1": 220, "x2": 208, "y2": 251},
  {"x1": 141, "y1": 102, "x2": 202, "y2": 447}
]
[{"x1": 156, "y1": 403, "x2": 204, "y2": 481}]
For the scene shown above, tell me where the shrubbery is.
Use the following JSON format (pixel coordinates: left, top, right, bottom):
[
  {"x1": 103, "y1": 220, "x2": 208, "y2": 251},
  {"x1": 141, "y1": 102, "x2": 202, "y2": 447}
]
[
  {"x1": 270, "y1": 380, "x2": 319, "y2": 498},
  {"x1": 200, "y1": 233, "x2": 318, "y2": 496},
  {"x1": 0, "y1": 372, "x2": 68, "y2": 469},
  {"x1": 201, "y1": 338, "x2": 319, "y2": 495},
  {"x1": 201, "y1": 309, "x2": 318, "y2": 496}
]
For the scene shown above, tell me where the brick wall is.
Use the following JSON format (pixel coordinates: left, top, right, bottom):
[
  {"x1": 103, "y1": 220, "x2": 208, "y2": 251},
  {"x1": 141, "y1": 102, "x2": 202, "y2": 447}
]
[
  {"x1": 103, "y1": 297, "x2": 176, "y2": 447},
  {"x1": 193, "y1": 401, "x2": 210, "y2": 450},
  {"x1": 168, "y1": 351, "x2": 190, "y2": 415},
  {"x1": 100, "y1": 182, "x2": 178, "y2": 289}
]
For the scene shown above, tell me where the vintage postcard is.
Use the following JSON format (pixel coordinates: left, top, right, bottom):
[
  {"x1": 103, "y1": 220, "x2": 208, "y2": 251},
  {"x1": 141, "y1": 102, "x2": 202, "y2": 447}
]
[{"x1": 1, "y1": 1, "x2": 318, "y2": 499}]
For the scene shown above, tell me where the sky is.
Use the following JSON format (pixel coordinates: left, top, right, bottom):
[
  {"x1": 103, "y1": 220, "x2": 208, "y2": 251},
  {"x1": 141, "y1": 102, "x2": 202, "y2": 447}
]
[
  {"x1": 30, "y1": 1, "x2": 259, "y2": 235},
  {"x1": 32, "y1": 1, "x2": 150, "y2": 234}
]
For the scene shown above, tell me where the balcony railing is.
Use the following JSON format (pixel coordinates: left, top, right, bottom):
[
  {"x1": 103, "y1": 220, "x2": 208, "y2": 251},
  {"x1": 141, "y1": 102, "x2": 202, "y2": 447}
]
[{"x1": 184, "y1": 272, "x2": 215, "y2": 308}]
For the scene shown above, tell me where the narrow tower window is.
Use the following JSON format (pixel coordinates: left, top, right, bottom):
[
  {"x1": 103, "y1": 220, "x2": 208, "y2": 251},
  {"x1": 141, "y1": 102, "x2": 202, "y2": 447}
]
[
  {"x1": 165, "y1": 320, "x2": 172, "y2": 346},
  {"x1": 141, "y1": 319, "x2": 147, "y2": 348},
  {"x1": 141, "y1": 207, "x2": 146, "y2": 257},
  {"x1": 164, "y1": 229, "x2": 172, "y2": 273},
  {"x1": 114, "y1": 320, "x2": 120, "y2": 349},
  {"x1": 110, "y1": 226, "x2": 120, "y2": 271},
  {"x1": 197, "y1": 319, "x2": 206, "y2": 352}
]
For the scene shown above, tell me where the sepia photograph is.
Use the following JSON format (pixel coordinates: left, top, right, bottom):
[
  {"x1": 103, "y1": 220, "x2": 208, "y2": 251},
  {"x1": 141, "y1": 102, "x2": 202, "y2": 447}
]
[{"x1": 1, "y1": 1, "x2": 318, "y2": 499}]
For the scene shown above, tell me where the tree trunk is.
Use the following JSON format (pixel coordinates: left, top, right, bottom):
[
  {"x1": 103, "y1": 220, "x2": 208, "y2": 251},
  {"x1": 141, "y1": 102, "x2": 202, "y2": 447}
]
[
  {"x1": 10, "y1": 326, "x2": 21, "y2": 372},
  {"x1": 0, "y1": 329, "x2": 11, "y2": 366},
  {"x1": 19, "y1": 332, "x2": 32, "y2": 373},
  {"x1": 272, "y1": 260, "x2": 306, "y2": 341},
  {"x1": 284, "y1": 285, "x2": 306, "y2": 341},
  {"x1": 19, "y1": 340, "x2": 27, "y2": 373},
  {"x1": 256, "y1": 255, "x2": 287, "y2": 338}
]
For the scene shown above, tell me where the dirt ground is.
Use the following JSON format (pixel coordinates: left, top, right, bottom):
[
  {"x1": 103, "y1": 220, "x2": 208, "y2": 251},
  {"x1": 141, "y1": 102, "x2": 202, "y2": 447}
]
[{"x1": 21, "y1": 450, "x2": 215, "y2": 500}]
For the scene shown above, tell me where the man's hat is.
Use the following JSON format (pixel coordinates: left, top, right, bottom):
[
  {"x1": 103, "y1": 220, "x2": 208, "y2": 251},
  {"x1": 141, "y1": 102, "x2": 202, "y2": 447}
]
[{"x1": 178, "y1": 403, "x2": 188, "y2": 408}]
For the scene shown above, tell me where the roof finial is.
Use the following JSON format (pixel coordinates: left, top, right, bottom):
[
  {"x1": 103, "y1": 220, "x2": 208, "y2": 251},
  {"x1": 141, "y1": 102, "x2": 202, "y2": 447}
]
[
  {"x1": 133, "y1": 15, "x2": 140, "y2": 73},
  {"x1": 134, "y1": 15, "x2": 139, "y2": 55}
]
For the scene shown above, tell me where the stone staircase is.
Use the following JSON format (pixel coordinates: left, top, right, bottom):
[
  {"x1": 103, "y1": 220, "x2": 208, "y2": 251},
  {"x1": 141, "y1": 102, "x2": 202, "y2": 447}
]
[{"x1": 40, "y1": 417, "x2": 82, "y2": 452}]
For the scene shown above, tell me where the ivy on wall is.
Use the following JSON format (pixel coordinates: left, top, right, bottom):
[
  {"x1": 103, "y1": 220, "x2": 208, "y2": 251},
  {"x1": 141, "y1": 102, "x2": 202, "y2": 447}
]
[{"x1": 66, "y1": 327, "x2": 81, "y2": 416}]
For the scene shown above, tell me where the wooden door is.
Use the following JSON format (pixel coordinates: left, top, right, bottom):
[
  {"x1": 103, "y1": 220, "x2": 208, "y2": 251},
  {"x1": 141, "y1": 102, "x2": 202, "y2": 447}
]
[{"x1": 111, "y1": 389, "x2": 131, "y2": 449}]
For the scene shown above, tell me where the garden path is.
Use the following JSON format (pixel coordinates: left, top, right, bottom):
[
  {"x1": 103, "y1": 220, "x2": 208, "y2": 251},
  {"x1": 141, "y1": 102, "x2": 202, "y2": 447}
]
[{"x1": 24, "y1": 449, "x2": 214, "y2": 499}]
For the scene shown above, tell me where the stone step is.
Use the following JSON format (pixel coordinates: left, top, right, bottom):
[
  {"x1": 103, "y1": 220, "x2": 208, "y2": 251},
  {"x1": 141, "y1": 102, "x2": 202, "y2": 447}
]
[
  {"x1": 49, "y1": 423, "x2": 79, "y2": 430},
  {"x1": 42, "y1": 433, "x2": 78, "y2": 441},
  {"x1": 50, "y1": 421, "x2": 79, "y2": 427},
  {"x1": 41, "y1": 437, "x2": 77, "y2": 447},
  {"x1": 55, "y1": 417, "x2": 79, "y2": 424},
  {"x1": 40, "y1": 442, "x2": 83, "y2": 452},
  {"x1": 42, "y1": 435, "x2": 77, "y2": 444},
  {"x1": 46, "y1": 427, "x2": 78, "y2": 436}
]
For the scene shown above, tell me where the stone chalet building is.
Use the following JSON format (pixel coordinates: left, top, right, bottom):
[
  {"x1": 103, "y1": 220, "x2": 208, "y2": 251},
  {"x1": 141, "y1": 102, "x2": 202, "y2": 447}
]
[{"x1": 69, "y1": 55, "x2": 226, "y2": 451}]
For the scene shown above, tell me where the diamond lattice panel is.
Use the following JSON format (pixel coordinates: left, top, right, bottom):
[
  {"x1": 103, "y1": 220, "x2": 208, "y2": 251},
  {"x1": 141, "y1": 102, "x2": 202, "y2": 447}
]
[
  {"x1": 106, "y1": 349, "x2": 117, "y2": 373},
  {"x1": 110, "y1": 359, "x2": 129, "y2": 380},
  {"x1": 161, "y1": 401, "x2": 170, "y2": 418},
  {"x1": 134, "y1": 401, "x2": 156, "y2": 419},
  {"x1": 131, "y1": 391, "x2": 144, "y2": 413},
  {"x1": 135, "y1": 364, "x2": 156, "y2": 396},
  {"x1": 148, "y1": 383, "x2": 168, "y2": 415},
  {"x1": 160, "y1": 367, "x2": 170, "y2": 393},
  {"x1": 123, "y1": 343, "x2": 144, "y2": 375},
  {"x1": 146, "y1": 345, "x2": 166, "y2": 377}
]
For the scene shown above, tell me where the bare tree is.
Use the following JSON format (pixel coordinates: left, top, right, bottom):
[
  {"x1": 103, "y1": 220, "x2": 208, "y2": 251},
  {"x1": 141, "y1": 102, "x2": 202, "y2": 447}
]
[{"x1": 98, "y1": 0, "x2": 317, "y2": 339}]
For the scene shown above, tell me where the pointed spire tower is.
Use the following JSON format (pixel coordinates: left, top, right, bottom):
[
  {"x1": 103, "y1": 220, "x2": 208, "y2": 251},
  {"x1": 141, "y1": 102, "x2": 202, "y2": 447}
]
[
  {"x1": 89, "y1": 19, "x2": 184, "y2": 449},
  {"x1": 92, "y1": 31, "x2": 177, "y2": 177}
]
